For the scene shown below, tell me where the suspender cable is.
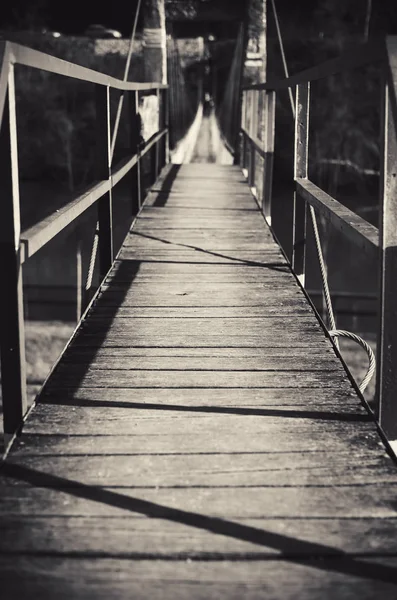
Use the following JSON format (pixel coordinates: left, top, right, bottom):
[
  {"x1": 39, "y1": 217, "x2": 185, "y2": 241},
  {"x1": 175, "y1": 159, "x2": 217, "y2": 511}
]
[
  {"x1": 167, "y1": 25, "x2": 197, "y2": 150},
  {"x1": 216, "y1": 27, "x2": 244, "y2": 154},
  {"x1": 85, "y1": 0, "x2": 143, "y2": 304},
  {"x1": 270, "y1": 0, "x2": 295, "y2": 119},
  {"x1": 110, "y1": 0, "x2": 143, "y2": 160}
]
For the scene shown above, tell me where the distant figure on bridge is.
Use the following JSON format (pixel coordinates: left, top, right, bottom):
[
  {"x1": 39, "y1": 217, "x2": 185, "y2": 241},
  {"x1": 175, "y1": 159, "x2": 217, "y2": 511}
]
[{"x1": 203, "y1": 92, "x2": 214, "y2": 117}]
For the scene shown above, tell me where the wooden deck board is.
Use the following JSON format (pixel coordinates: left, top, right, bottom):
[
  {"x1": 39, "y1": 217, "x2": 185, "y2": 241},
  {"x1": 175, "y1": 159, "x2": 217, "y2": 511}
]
[{"x1": 1, "y1": 164, "x2": 397, "y2": 598}]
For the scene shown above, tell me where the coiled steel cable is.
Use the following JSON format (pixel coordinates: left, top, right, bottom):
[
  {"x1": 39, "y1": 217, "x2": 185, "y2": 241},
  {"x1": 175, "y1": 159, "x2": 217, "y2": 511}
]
[
  {"x1": 329, "y1": 329, "x2": 376, "y2": 393},
  {"x1": 310, "y1": 205, "x2": 376, "y2": 393}
]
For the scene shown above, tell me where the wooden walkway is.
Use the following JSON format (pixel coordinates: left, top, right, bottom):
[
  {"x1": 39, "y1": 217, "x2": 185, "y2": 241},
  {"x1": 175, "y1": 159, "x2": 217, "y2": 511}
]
[{"x1": 1, "y1": 164, "x2": 397, "y2": 598}]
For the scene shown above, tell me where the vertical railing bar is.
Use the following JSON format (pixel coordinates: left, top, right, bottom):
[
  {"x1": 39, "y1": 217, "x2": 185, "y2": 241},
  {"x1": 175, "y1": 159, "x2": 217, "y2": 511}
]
[
  {"x1": 136, "y1": 90, "x2": 142, "y2": 209},
  {"x1": 292, "y1": 82, "x2": 310, "y2": 285},
  {"x1": 163, "y1": 87, "x2": 170, "y2": 166},
  {"x1": 75, "y1": 235, "x2": 82, "y2": 321},
  {"x1": 377, "y1": 76, "x2": 397, "y2": 447},
  {"x1": 239, "y1": 91, "x2": 245, "y2": 169},
  {"x1": 242, "y1": 130, "x2": 247, "y2": 170},
  {"x1": 154, "y1": 88, "x2": 160, "y2": 179},
  {"x1": 252, "y1": 89, "x2": 259, "y2": 140},
  {"x1": 244, "y1": 92, "x2": 250, "y2": 173},
  {"x1": 249, "y1": 141, "x2": 256, "y2": 192},
  {"x1": 262, "y1": 90, "x2": 275, "y2": 225},
  {"x1": 130, "y1": 90, "x2": 141, "y2": 215},
  {"x1": 95, "y1": 84, "x2": 113, "y2": 278},
  {"x1": 0, "y1": 62, "x2": 27, "y2": 445},
  {"x1": 247, "y1": 91, "x2": 255, "y2": 190}
]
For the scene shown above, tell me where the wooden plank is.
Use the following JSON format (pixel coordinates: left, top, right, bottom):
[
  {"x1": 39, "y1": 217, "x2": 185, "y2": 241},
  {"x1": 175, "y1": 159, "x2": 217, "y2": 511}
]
[
  {"x1": 105, "y1": 271, "x2": 293, "y2": 283},
  {"x1": 117, "y1": 248, "x2": 285, "y2": 263},
  {"x1": 3, "y1": 516, "x2": 397, "y2": 558},
  {"x1": 1, "y1": 556, "x2": 397, "y2": 600},
  {"x1": 79, "y1": 316, "x2": 322, "y2": 331},
  {"x1": 135, "y1": 219, "x2": 264, "y2": 230},
  {"x1": 85, "y1": 306, "x2": 312, "y2": 318},
  {"x1": 59, "y1": 355, "x2": 346, "y2": 372},
  {"x1": 144, "y1": 194, "x2": 256, "y2": 208},
  {"x1": 96, "y1": 285, "x2": 306, "y2": 296},
  {"x1": 124, "y1": 231, "x2": 275, "y2": 246},
  {"x1": 46, "y1": 369, "x2": 351, "y2": 389},
  {"x1": 36, "y1": 385, "x2": 359, "y2": 407},
  {"x1": 8, "y1": 428, "x2": 377, "y2": 456},
  {"x1": 71, "y1": 336, "x2": 331, "y2": 349},
  {"x1": 63, "y1": 345, "x2": 336, "y2": 358},
  {"x1": 4, "y1": 451, "x2": 397, "y2": 488},
  {"x1": 0, "y1": 479, "x2": 396, "y2": 519}
]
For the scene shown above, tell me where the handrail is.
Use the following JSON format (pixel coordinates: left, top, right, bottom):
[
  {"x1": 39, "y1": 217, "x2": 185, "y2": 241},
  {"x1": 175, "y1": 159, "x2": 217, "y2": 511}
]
[
  {"x1": 240, "y1": 35, "x2": 397, "y2": 451},
  {"x1": 240, "y1": 127, "x2": 266, "y2": 159},
  {"x1": 20, "y1": 127, "x2": 168, "y2": 263},
  {"x1": 3, "y1": 41, "x2": 167, "y2": 91},
  {"x1": 0, "y1": 40, "x2": 169, "y2": 449},
  {"x1": 295, "y1": 179, "x2": 378, "y2": 257}
]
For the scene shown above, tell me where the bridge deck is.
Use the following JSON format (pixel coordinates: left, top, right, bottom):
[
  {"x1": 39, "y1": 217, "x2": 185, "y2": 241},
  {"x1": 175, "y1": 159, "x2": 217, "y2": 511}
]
[{"x1": 1, "y1": 164, "x2": 397, "y2": 598}]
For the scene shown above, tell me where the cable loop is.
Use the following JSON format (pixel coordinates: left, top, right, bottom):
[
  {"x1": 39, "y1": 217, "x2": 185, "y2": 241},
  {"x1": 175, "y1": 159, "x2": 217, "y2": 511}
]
[
  {"x1": 309, "y1": 207, "x2": 376, "y2": 393},
  {"x1": 329, "y1": 329, "x2": 376, "y2": 393}
]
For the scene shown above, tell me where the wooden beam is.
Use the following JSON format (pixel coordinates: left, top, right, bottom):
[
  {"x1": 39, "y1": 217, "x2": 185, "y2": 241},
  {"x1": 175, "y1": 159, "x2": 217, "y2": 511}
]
[{"x1": 296, "y1": 179, "x2": 378, "y2": 258}]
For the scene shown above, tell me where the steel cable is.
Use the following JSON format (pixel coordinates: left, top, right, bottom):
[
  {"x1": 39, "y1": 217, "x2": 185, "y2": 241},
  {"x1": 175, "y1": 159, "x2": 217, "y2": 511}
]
[
  {"x1": 329, "y1": 329, "x2": 376, "y2": 393},
  {"x1": 84, "y1": 1, "x2": 143, "y2": 305},
  {"x1": 270, "y1": 0, "x2": 376, "y2": 394}
]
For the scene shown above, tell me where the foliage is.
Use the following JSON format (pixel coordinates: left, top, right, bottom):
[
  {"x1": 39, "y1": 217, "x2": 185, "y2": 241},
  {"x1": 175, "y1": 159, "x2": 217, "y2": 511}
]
[
  {"x1": 1, "y1": 31, "x2": 142, "y2": 188},
  {"x1": 264, "y1": 0, "x2": 382, "y2": 194}
]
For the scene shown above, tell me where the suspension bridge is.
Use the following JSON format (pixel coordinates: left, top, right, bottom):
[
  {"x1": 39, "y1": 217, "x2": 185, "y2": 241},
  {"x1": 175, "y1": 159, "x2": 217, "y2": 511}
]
[{"x1": 1, "y1": 2, "x2": 397, "y2": 597}]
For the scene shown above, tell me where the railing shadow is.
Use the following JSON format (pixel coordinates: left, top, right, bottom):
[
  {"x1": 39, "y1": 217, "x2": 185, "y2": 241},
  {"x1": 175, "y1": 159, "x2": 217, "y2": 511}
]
[
  {"x1": 130, "y1": 231, "x2": 289, "y2": 271},
  {"x1": 1, "y1": 462, "x2": 396, "y2": 583},
  {"x1": 40, "y1": 396, "x2": 370, "y2": 423},
  {"x1": 152, "y1": 164, "x2": 181, "y2": 206},
  {"x1": 37, "y1": 259, "x2": 142, "y2": 403}
]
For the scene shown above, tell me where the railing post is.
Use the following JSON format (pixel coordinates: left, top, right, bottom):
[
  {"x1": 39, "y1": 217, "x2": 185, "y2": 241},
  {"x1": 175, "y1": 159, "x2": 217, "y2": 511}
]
[
  {"x1": 262, "y1": 90, "x2": 275, "y2": 225},
  {"x1": 154, "y1": 88, "x2": 160, "y2": 179},
  {"x1": 251, "y1": 89, "x2": 259, "y2": 139},
  {"x1": 0, "y1": 62, "x2": 27, "y2": 444},
  {"x1": 129, "y1": 90, "x2": 142, "y2": 216},
  {"x1": 242, "y1": 133, "x2": 247, "y2": 171},
  {"x1": 377, "y1": 77, "x2": 397, "y2": 448},
  {"x1": 240, "y1": 92, "x2": 246, "y2": 169},
  {"x1": 249, "y1": 141, "x2": 256, "y2": 190},
  {"x1": 95, "y1": 85, "x2": 113, "y2": 278},
  {"x1": 162, "y1": 87, "x2": 170, "y2": 166},
  {"x1": 292, "y1": 82, "x2": 310, "y2": 285}
]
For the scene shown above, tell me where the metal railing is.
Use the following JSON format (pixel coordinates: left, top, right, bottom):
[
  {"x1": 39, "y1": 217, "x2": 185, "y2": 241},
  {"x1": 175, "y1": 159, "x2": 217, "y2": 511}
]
[
  {"x1": 241, "y1": 37, "x2": 397, "y2": 449},
  {"x1": 0, "y1": 41, "x2": 169, "y2": 446}
]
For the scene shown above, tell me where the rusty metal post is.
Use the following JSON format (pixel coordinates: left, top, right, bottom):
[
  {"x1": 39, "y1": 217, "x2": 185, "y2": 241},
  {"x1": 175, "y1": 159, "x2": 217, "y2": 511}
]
[
  {"x1": 262, "y1": 90, "x2": 275, "y2": 225},
  {"x1": 292, "y1": 82, "x2": 310, "y2": 285},
  {"x1": 95, "y1": 85, "x2": 113, "y2": 278},
  {"x1": 0, "y1": 61, "x2": 27, "y2": 444},
  {"x1": 129, "y1": 90, "x2": 142, "y2": 215},
  {"x1": 377, "y1": 74, "x2": 397, "y2": 448}
]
